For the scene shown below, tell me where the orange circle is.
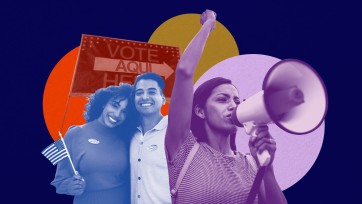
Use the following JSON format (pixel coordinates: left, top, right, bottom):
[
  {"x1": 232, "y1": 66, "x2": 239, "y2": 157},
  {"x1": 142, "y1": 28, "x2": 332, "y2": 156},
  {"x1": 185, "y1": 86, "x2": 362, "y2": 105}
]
[
  {"x1": 43, "y1": 47, "x2": 85, "y2": 140},
  {"x1": 43, "y1": 47, "x2": 169, "y2": 140}
]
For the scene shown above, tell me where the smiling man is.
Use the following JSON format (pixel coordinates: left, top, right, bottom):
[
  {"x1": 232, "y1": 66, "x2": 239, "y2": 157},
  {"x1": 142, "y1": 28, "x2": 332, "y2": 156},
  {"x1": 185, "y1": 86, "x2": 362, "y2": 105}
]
[{"x1": 130, "y1": 72, "x2": 171, "y2": 204}]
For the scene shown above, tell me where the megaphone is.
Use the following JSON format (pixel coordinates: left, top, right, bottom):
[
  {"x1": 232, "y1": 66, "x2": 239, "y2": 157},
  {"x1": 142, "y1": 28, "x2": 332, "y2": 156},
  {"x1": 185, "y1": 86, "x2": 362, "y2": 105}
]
[{"x1": 231, "y1": 59, "x2": 328, "y2": 166}]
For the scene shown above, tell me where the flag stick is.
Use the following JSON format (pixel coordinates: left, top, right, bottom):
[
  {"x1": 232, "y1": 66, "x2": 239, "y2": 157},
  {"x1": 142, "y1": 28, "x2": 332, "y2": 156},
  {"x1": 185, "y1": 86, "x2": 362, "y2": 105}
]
[{"x1": 58, "y1": 131, "x2": 78, "y2": 175}]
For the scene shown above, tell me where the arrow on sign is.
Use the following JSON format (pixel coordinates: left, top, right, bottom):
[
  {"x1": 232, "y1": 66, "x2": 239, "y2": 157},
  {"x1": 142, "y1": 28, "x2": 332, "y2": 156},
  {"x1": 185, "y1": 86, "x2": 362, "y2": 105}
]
[
  {"x1": 151, "y1": 62, "x2": 174, "y2": 79},
  {"x1": 94, "y1": 57, "x2": 174, "y2": 79}
]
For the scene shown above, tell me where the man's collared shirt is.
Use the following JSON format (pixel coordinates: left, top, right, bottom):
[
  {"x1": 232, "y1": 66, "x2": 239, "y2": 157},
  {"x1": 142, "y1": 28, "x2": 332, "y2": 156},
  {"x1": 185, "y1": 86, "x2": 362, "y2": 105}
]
[{"x1": 130, "y1": 115, "x2": 171, "y2": 204}]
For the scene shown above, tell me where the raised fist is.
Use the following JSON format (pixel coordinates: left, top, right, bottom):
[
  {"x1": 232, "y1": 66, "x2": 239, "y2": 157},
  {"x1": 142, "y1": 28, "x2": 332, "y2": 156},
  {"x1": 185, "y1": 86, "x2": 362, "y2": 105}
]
[{"x1": 200, "y1": 9, "x2": 216, "y2": 31}]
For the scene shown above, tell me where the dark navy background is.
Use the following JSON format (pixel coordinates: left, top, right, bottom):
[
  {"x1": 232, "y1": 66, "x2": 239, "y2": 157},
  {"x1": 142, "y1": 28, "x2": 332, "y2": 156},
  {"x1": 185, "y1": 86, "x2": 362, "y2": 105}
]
[{"x1": 2, "y1": 1, "x2": 360, "y2": 203}]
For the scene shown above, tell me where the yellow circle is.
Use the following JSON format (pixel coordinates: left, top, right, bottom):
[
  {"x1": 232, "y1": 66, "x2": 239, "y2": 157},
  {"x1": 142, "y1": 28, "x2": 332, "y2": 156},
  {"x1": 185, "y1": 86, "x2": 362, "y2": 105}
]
[{"x1": 148, "y1": 14, "x2": 239, "y2": 82}]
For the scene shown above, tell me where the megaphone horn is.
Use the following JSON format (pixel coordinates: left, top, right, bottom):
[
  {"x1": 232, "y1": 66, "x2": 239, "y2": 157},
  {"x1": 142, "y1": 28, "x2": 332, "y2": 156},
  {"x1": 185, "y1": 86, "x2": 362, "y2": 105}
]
[
  {"x1": 231, "y1": 59, "x2": 328, "y2": 165},
  {"x1": 231, "y1": 59, "x2": 328, "y2": 134}
]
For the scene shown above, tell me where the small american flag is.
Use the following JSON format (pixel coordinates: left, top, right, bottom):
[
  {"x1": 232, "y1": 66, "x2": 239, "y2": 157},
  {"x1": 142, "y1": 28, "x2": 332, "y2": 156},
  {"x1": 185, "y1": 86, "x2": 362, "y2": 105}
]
[{"x1": 41, "y1": 139, "x2": 68, "y2": 165}]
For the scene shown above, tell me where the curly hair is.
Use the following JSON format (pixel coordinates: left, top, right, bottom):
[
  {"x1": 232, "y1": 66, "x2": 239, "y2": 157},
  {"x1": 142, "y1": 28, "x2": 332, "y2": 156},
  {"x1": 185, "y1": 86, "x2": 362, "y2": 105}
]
[{"x1": 83, "y1": 83, "x2": 134, "y2": 123}]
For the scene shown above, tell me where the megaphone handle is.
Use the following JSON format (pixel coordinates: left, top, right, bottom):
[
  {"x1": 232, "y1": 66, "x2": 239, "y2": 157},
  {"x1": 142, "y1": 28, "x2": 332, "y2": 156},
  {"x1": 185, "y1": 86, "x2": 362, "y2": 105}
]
[{"x1": 243, "y1": 122, "x2": 271, "y2": 167}]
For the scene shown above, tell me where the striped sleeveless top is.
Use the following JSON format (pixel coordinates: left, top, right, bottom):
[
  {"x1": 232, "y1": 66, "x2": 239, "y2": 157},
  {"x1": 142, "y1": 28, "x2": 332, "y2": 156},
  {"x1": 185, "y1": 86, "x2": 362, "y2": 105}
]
[{"x1": 167, "y1": 131, "x2": 259, "y2": 204}]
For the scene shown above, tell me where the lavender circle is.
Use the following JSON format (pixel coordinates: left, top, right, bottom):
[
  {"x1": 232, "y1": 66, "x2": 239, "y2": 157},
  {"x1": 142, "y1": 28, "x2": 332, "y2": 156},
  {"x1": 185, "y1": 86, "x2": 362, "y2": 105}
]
[{"x1": 194, "y1": 54, "x2": 325, "y2": 190}]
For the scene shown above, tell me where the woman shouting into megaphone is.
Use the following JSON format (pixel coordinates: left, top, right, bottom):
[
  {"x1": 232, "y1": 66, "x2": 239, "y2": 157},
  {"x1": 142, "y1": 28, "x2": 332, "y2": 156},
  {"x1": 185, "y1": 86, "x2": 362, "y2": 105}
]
[{"x1": 165, "y1": 10, "x2": 287, "y2": 204}]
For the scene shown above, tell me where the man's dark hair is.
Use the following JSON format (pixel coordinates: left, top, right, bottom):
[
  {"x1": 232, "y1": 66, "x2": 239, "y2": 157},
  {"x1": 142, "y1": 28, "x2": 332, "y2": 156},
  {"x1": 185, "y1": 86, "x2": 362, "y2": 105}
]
[{"x1": 133, "y1": 72, "x2": 165, "y2": 93}]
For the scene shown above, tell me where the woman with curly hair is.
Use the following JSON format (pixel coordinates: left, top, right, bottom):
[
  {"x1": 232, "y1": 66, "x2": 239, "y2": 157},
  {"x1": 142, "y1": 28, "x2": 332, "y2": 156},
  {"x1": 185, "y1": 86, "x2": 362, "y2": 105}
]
[{"x1": 51, "y1": 83, "x2": 137, "y2": 204}]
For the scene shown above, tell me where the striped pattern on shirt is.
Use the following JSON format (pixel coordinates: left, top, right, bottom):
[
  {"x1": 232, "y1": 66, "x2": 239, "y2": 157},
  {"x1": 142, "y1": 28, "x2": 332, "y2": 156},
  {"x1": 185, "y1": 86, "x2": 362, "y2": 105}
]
[{"x1": 168, "y1": 131, "x2": 259, "y2": 204}]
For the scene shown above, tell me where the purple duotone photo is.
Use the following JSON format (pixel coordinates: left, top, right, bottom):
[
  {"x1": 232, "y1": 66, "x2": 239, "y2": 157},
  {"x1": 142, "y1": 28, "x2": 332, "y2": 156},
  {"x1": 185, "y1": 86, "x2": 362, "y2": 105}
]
[
  {"x1": 166, "y1": 10, "x2": 289, "y2": 204},
  {"x1": 194, "y1": 54, "x2": 327, "y2": 191}
]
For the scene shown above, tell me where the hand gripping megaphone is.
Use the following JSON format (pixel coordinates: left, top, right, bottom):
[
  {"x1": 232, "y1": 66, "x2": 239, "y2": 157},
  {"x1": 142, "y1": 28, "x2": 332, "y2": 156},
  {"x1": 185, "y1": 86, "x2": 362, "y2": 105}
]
[{"x1": 231, "y1": 59, "x2": 328, "y2": 166}]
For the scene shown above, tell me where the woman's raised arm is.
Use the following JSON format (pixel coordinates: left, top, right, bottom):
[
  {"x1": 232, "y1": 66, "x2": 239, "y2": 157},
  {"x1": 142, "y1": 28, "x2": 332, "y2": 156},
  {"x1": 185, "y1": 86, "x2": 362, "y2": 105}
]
[{"x1": 165, "y1": 10, "x2": 216, "y2": 160}]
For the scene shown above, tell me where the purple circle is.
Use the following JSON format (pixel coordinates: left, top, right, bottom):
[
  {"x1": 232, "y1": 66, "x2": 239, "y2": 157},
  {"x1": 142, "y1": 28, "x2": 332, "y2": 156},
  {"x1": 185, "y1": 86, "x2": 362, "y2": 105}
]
[{"x1": 194, "y1": 54, "x2": 325, "y2": 190}]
